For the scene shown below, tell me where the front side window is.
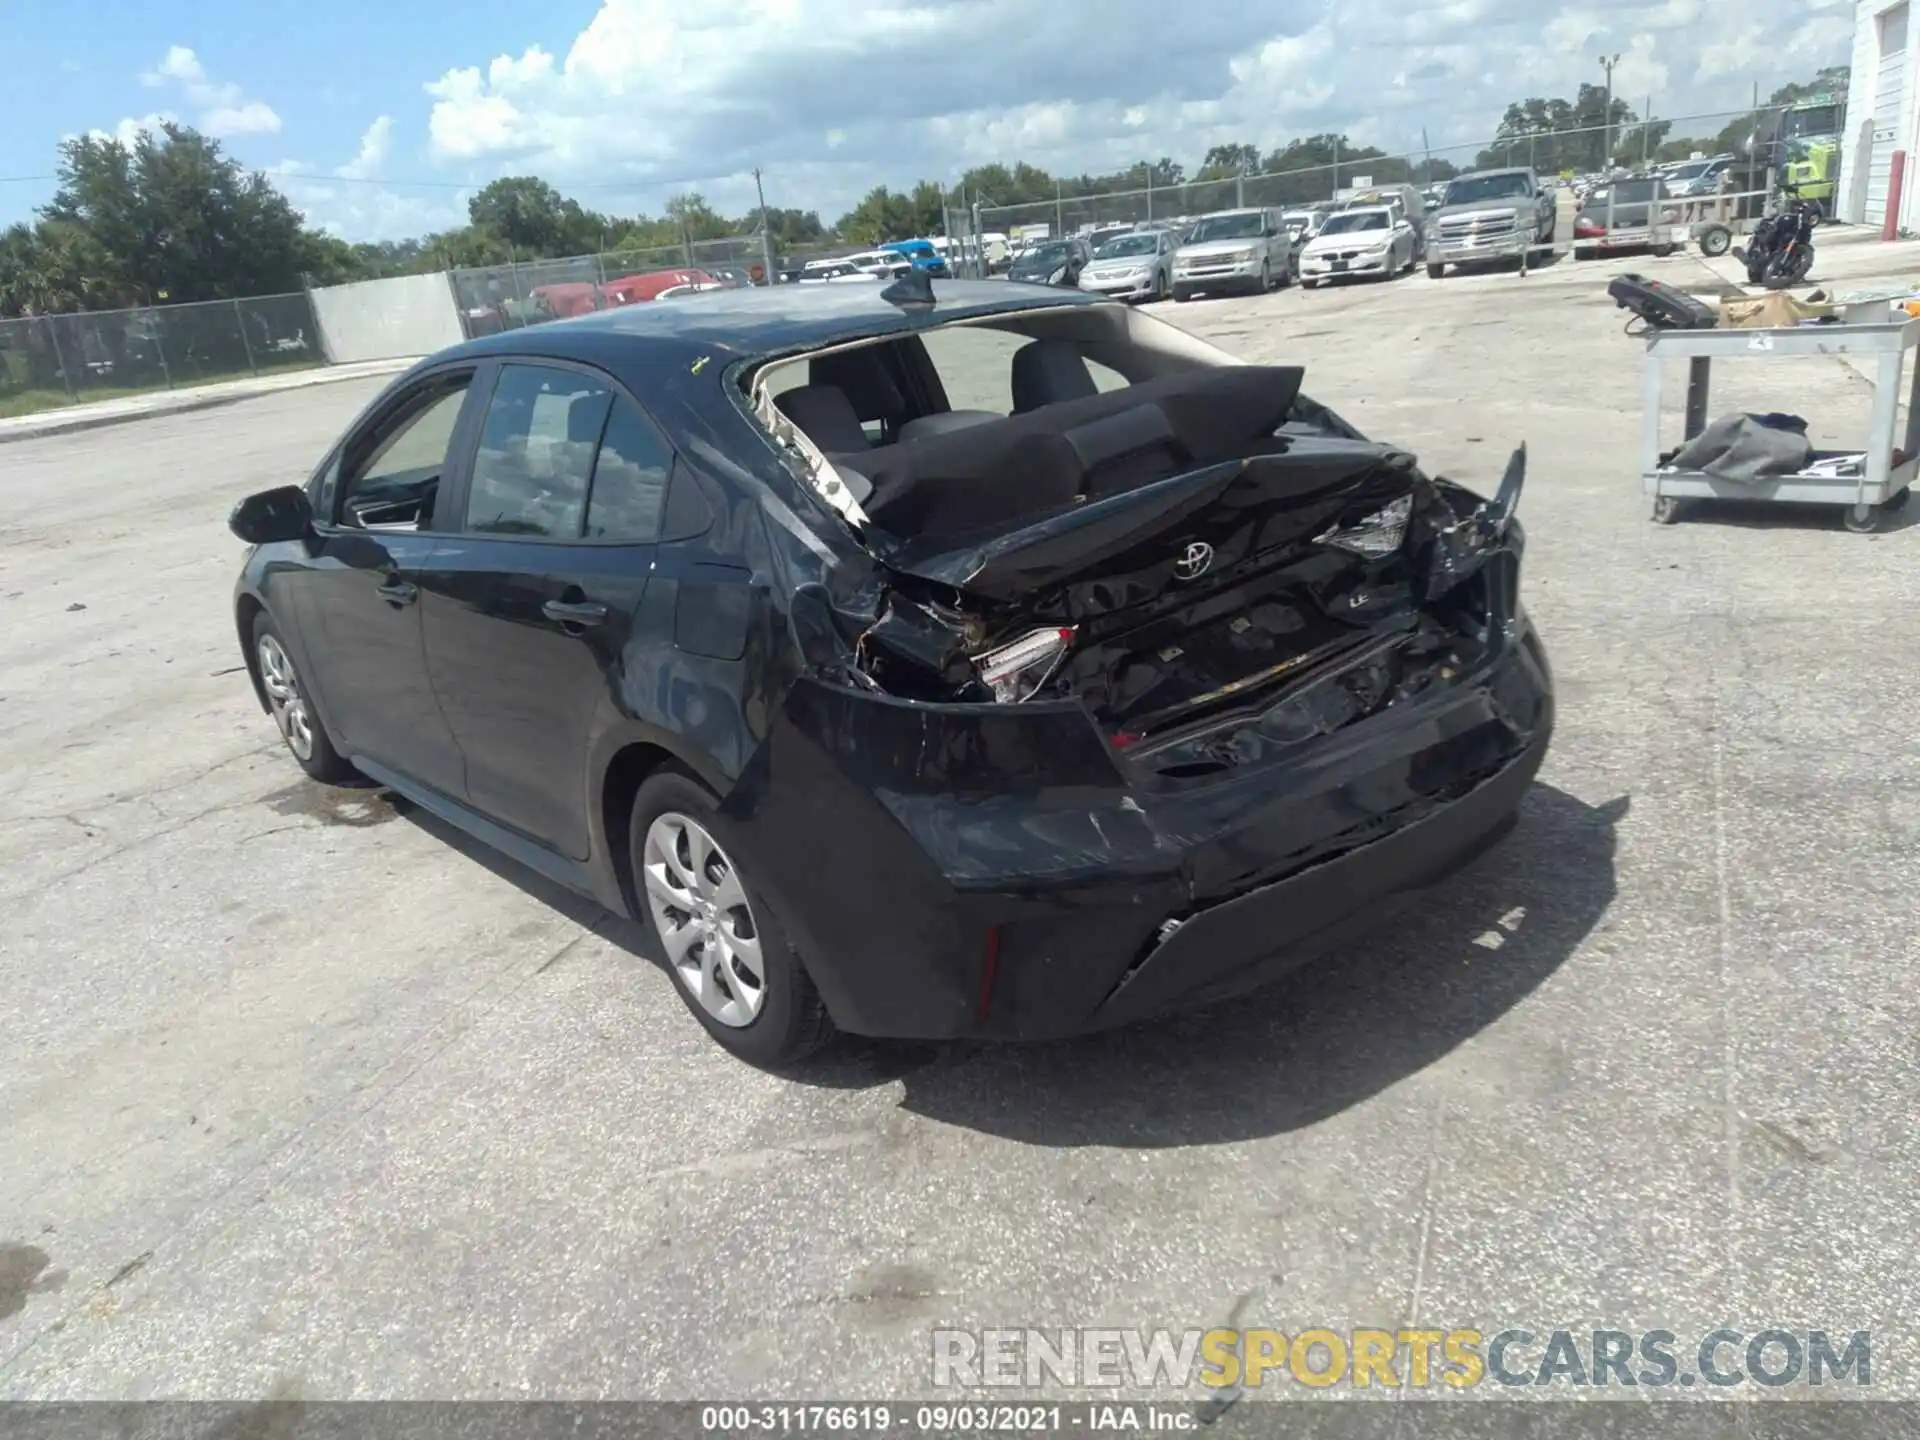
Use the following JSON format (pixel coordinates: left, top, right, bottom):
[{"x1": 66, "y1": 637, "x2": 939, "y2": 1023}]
[
  {"x1": 338, "y1": 376, "x2": 471, "y2": 530},
  {"x1": 465, "y1": 363, "x2": 613, "y2": 539}
]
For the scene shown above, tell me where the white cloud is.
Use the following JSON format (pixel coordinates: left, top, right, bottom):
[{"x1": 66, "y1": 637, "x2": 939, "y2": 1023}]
[
  {"x1": 338, "y1": 116, "x2": 395, "y2": 180},
  {"x1": 127, "y1": 44, "x2": 280, "y2": 140},
  {"x1": 261, "y1": 0, "x2": 1855, "y2": 241},
  {"x1": 387, "y1": 0, "x2": 1847, "y2": 231}
]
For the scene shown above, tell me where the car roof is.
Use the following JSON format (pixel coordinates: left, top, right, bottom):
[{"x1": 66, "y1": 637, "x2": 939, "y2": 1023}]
[{"x1": 440, "y1": 279, "x2": 1108, "y2": 371}]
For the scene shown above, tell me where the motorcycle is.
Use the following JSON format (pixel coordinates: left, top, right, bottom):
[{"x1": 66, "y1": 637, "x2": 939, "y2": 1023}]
[{"x1": 1733, "y1": 197, "x2": 1818, "y2": 289}]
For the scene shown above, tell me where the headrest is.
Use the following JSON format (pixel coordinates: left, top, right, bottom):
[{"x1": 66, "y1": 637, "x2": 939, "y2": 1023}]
[
  {"x1": 775, "y1": 385, "x2": 871, "y2": 452},
  {"x1": 1012, "y1": 339, "x2": 1100, "y2": 413},
  {"x1": 566, "y1": 395, "x2": 609, "y2": 445},
  {"x1": 810, "y1": 345, "x2": 906, "y2": 421}
]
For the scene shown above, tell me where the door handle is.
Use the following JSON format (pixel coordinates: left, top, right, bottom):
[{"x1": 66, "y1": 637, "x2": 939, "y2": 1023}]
[
  {"x1": 543, "y1": 599, "x2": 608, "y2": 627},
  {"x1": 376, "y1": 578, "x2": 418, "y2": 606}
]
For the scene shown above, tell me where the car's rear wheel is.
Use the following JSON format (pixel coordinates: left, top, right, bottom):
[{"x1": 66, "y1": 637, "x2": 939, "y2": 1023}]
[
  {"x1": 630, "y1": 768, "x2": 834, "y2": 1067},
  {"x1": 1426, "y1": 262, "x2": 1445, "y2": 279},
  {"x1": 252, "y1": 613, "x2": 354, "y2": 784},
  {"x1": 1172, "y1": 285, "x2": 1193, "y2": 302}
]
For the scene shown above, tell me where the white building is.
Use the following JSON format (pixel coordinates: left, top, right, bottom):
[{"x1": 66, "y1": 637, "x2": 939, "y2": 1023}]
[{"x1": 1838, "y1": 0, "x2": 1914, "y2": 227}]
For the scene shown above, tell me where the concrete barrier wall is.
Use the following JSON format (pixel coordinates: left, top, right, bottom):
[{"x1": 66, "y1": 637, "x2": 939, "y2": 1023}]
[{"x1": 309, "y1": 272, "x2": 463, "y2": 365}]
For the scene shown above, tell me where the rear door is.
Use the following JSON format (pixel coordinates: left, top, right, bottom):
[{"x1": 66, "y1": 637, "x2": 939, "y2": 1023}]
[
  {"x1": 418, "y1": 359, "x2": 672, "y2": 859},
  {"x1": 295, "y1": 367, "x2": 481, "y2": 797}
]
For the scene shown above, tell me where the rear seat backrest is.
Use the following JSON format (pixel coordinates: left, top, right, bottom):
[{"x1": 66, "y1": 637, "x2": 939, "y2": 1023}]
[{"x1": 776, "y1": 384, "x2": 872, "y2": 452}]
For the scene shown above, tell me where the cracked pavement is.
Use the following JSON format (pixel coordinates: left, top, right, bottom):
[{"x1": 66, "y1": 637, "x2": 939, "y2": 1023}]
[{"x1": 2, "y1": 248, "x2": 1917, "y2": 1403}]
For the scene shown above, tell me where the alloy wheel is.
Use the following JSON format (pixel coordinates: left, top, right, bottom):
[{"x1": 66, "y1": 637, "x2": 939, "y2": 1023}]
[
  {"x1": 641, "y1": 811, "x2": 766, "y2": 1028},
  {"x1": 256, "y1": 633, "x2": 315, "y2": 761}
]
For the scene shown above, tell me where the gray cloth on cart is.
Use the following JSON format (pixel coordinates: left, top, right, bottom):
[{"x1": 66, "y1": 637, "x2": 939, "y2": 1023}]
[{"x1": 1668, "y1": 412, "x2": 1811, "y2": 483}]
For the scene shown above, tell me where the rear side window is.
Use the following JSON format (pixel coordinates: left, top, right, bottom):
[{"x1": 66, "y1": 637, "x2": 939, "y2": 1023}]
[
  {"x1": 465, "y1": 364, "x2": 612, "y2": 538},
  {"x1": 587, "y1": 399, "x2": 672, "y2": 541}
]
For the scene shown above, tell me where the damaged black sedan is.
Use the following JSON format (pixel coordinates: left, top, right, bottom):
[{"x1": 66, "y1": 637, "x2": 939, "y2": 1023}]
[{"x1": 228, "y1": 276, "x2": 1552, "y2": 1065}]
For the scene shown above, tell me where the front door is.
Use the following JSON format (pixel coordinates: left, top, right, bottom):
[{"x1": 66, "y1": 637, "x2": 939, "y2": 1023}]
[
  {"x1": 420, "y1": 361, "x2": 670, "y2": 858},
  {"x1": 302, "y1": 370, "x2": 478, "y2": 798}
]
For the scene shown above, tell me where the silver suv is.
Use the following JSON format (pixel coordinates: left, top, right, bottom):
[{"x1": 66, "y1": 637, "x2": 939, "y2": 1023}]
[{"x1": 1171, "y1": 208, "x2": 1292, "y2": 301}]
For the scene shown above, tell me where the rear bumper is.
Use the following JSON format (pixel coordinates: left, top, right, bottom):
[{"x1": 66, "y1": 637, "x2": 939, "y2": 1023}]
[{"x1": 729, "y1": 613, "x2": 1554, "y2": 1042}]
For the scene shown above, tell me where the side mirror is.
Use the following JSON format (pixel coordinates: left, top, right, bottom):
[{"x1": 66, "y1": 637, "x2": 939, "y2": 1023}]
[{"x1": 229, "y1": 484, "x2": 314, "y2": 545}]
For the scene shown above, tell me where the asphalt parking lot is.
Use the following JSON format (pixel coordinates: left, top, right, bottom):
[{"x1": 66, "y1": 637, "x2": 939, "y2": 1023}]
[{"x1": 3, "y1": 243, "x2": 1918, "y2": 1405}]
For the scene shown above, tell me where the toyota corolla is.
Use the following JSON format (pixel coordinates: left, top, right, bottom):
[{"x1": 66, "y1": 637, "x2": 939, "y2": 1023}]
[{"x1": 227, "y1": 275, "x2": 1553, "y2": 1066}]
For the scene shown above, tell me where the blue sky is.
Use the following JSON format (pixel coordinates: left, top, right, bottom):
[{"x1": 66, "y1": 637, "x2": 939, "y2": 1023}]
[{"x1": 2, "y1": 0, "x2": 1853, "y2": 242}]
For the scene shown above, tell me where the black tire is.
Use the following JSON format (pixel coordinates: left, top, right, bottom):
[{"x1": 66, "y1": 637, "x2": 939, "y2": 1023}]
[
  {"x1": 628, "y1": 767, "x2": 835, "y2": 1067},
  {"x1": 1259, "y1": 259, "x2": 1272, "y2": 292},
  {"x1": 1172, "y1": 285, "x2": 1193, "y2": 302},
  {"x1": 1301, "y1": 278, "x2": 1319, "y2": 290},
  {"x1": 1426, "y1": 262, "x2": 1445, "y2": 280},
  {"x1": 250, "y1": 611, "x2": 355, "y2": 784},
  {"x1": 1698, "y1": 224, "x2": 1732, "y2": 258}
]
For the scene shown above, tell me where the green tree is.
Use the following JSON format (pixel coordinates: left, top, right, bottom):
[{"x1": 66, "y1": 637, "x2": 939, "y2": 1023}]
[
  {"x1": 466, "y1": 175, "x2": 612, "y2": 256},
  {"x1": 1196, "y1": 143, "x2": 1262, "y2": 181}
]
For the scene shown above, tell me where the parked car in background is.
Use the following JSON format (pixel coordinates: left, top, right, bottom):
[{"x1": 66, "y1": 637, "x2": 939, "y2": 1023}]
[
  {"x1": 1007, "y1": 237, "x2": 1091, "y2": 286},
  {"x1": 1424, "y1": 168, "x2": 1556, "y2": 278},
  {"x1": 881, "y1": 238, "x2": 951, "y2": 277},
  {"x1": 1281, "y1": 208, "x2": 1327, "y2": 244},
  {"x1": 1077, "y1": 228, "x2": 1179, "y2": 302},
  {"x1": 839, "y1": 250, "x2": 914, "y2": 278},
  {"x1": 795, "y1": 261, "x2": 882, "y2": 283},
  {"x1": 1573, "y1": 176, "x2": 1679, "y2": 257},
  {"x1": 602, "y1": 270, "x2": 723, "y2": 306},
  {"x1": 1171, "y1": 208, "x2": 1292, "y2": 300},
  {"x1": 1662, "y1": 154, "x2": 1739, "y2": 199},
  {"x1": 225, "y1": 280, "x2": 1552, "y2": 1064},
  {"x1": 1298, "y1": 206, "x2": 1417, "y2": 287},
  {"x1": 531, "y1": 282, "x2": 603, "y2": 319},
  {"x1": 1340, "y1": 185, "x2": 1428, "y2": 260}
]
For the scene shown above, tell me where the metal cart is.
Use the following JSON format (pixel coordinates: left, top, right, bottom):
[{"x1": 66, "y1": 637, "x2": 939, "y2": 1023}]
[{"x1": 1640, "y1": 314, "x2": 1920, "y2": 533}]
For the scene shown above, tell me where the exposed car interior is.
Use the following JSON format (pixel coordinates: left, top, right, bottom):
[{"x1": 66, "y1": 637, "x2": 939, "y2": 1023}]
[{"x1": 750, "y1": 306, "x2": 1317, "y2": 539}]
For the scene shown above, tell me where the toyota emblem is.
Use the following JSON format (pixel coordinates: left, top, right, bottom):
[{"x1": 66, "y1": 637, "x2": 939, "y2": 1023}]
[{"x1": 1174, "y1": 541, "x2": 1214, "y2": 580}]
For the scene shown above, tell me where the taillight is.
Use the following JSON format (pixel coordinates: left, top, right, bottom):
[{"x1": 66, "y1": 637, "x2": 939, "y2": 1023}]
[
  {"x1": 1316, "y1": 494, "x2": 1411, "y2": 559},
  {"x1": 973, "y1": 626, "x2": 1074, "y2": 703},
  {"x1": 1575, "y1": 216, "x2": 1605, "y2": 238}
]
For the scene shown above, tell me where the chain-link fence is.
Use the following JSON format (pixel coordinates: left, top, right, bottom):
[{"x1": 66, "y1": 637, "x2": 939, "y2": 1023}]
[
  {"x1": 0, "y1": 293, "x2": 320, "y2": 417},
  {"x1": 978, "y1": 105, "x2": 1817, "y2": 235},
  {"x1": 447, "y1": 235, "x2": 786, "y2": 339}
]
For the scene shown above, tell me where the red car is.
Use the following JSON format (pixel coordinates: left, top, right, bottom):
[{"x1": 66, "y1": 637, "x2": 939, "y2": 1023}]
[
  {"x1": 530, "y1": 282, "x2": 603, "y2": 319},
  {"x1": 602, "y1": 269, "x2": 721, "y2": 306}
]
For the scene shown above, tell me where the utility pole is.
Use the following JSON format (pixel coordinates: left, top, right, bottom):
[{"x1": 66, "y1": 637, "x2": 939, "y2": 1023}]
[
  {"x1": 1422, "y1": 127, "x2": 1432, "y2": 187},
  {"x1": 753, "y1": 167, "x2": 774, "y2": 285},
  {"x1": 1598, "y1": 53, "x2": 1622, "y2": 170}
]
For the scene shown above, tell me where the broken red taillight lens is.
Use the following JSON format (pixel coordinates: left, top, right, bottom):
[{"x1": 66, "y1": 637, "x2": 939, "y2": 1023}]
[{"x1": 973, "y1": 626, "x2": 1075, "y2": 703}]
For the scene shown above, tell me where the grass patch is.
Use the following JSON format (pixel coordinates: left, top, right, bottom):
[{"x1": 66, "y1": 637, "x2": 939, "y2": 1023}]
[{"x1": 0, "y1": 357, "x2": 324, "y2": 420}]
